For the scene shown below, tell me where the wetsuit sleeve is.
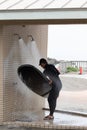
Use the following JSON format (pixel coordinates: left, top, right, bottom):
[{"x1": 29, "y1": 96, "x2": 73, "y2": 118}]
[{"x1": 50, "y1": 65, "x2": 60, "y2": 76}]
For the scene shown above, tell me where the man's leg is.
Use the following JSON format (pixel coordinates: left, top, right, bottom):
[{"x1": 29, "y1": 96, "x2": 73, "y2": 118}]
[
  {"x1": 48, "y1": 93, "x2": 58, "y2": 116},
  {"x1": 44, "y1": 89, "x2": 60, "y2": 120}
]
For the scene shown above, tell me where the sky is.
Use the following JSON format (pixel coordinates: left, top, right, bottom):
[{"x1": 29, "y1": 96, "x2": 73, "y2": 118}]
[{"x1": 47, "y1": 25, "x2": 87, "y2": 61}]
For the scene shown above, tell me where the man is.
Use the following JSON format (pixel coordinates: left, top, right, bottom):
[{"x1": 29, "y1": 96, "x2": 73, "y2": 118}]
[{"x1": 39, "y1": 58, "x2": 62, "y2": 120}]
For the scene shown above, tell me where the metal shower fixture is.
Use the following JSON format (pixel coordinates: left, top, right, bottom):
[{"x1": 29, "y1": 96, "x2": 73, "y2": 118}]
[
  {"x1": 28, "y1": 35, "x2": 34, "y2": 41},
  {"x1": 14, "y1": 33, "x2": 21, "y2": 39},
  {"x1": 14, "y1": 34, "x2": 34, "y2": 41}
]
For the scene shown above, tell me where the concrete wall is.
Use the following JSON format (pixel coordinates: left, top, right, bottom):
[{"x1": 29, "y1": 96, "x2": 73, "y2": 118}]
[{"x1": 0, "y1": 25, "x2": 48, "y2": 122}]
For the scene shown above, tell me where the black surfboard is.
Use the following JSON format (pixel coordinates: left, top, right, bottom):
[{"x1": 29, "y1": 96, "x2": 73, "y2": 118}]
[{"x1": 17, "y1": 64, "x2": 52, "y2": 97}]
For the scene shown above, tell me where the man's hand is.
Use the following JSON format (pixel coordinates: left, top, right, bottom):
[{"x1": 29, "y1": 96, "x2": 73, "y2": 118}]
[
  {"x1": 49, "y1": 80, "x2": 52, "y2": 85},
  {"x1": 46, "y1": 76, "x2": 52, "y2": 85}
]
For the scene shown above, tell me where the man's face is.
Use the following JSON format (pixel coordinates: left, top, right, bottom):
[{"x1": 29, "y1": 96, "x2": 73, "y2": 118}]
[{"x1": 40, "y1": 63, "x2": 46, "y2": 69}]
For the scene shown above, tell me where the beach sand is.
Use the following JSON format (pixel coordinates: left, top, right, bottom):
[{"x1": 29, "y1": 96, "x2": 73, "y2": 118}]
[{"x1": 45, "y1": 74, "x2": 87, "y2": 113}]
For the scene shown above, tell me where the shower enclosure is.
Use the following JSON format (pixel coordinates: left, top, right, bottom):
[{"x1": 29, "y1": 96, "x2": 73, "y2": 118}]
[{"x1": 0, "y1": 25, "x2": 48, "y2": 122}]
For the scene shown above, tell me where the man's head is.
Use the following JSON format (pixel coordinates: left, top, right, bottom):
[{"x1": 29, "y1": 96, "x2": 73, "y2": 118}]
[{"x1": 39, "y1": 58, "x2": 48, "y2": 68}]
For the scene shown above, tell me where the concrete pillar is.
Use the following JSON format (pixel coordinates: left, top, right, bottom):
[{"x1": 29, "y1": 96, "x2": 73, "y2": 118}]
[
  {"x1": 0, "y1": 25, "x2": 48, "y2": 122},
  {"x1": 0, "y1": 26, "x2": 4, "y2": 122}
]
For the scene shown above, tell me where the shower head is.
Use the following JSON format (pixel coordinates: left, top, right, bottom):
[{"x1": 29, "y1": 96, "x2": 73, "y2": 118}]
[
  {"x1": 14, "y1": 33, "x2": 21, "y2": 39},
  {"x1": 28, "y1": 35, "x2": 34, "y2": 41}
]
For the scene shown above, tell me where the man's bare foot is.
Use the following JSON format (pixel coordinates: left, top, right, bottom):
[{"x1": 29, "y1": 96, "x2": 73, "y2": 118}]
[{"x1": 43, "y1": 115, "x2": 54, "y2": 120}]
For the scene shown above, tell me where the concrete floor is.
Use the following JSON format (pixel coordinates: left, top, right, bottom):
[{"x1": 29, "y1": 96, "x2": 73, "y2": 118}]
[{"x1": 0, "y1": 110, "x2": 87, "y2": 130}]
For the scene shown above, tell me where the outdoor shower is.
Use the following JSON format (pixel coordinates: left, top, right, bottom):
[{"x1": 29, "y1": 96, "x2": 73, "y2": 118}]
[{"x1": 13, "y1": 33, "x2": 40, "y2": 67}]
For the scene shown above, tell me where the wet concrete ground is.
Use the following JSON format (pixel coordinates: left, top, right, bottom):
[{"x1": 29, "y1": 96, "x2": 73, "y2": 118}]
[
  {"x1": 0, "y1": 126, "x2": 45, "y2": 130},
  {"x1": 0, "y1": 110, "x2": 87, "y2": 130}
]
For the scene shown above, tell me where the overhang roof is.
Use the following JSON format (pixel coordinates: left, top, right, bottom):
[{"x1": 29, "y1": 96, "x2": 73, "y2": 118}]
[
  {"x1": 0, "y1": 0, "x2": 87, "y2": 9},
  {"x1": 0, "y1": 0, "x2": 87, "y2": 24}
]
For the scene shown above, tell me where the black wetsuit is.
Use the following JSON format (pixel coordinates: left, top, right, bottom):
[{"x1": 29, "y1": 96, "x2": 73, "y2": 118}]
[{"x1": 43, "y1": 64, "x2": 62, "y2": 116}]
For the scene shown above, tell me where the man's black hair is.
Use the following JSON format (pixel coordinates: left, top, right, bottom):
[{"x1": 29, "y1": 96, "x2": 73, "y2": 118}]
[{"x1": 39, "y1": 58, "x2": 48, "y2": 65}]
